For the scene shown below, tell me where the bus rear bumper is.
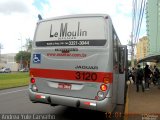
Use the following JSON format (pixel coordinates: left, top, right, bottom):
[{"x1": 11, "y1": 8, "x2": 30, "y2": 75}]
[{"x1": 28, "y1": 88, "x2": 113, "y2": 112}]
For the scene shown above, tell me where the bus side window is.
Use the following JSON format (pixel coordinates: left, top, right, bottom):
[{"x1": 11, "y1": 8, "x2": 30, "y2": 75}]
[
  {"x1": 119, "y1": 47, "x2": 125, "y2": 74},
  {"x1": 113, "y1": 28, "x2": 118, "y2": 72}
]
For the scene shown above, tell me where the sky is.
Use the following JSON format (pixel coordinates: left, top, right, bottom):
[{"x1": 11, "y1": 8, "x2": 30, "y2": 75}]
[{"x1": 0, "y1": 0, "x2": 146, "y2": 54}]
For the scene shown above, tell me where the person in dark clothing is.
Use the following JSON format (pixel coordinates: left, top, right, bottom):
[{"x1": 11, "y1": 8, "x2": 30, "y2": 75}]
[
  {"x1": 153, "y1": 65, "x2": 160, "y2": 85},
  {"x1": 128, "y1": 69, "x2": 132, "y2": 80},
  {"x1": 144, "y1": 64, "x2": 152, "y2": 90},
  {"x1": 132, "y1": 67, "x2": 136, "y2": 83},
  {"x1": 136, "y1": 64, "x2": 144, "y2": 92}
]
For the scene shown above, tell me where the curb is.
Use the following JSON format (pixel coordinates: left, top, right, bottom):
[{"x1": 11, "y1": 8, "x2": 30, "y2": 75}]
[{"x1": 124, "y1": 85, "x2": 130, "y2": 120}]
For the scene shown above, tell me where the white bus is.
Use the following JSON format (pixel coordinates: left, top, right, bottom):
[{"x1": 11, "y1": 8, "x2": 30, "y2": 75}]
[{"x1": 29, "y1": 14, "x2": 128, "y2": 113}]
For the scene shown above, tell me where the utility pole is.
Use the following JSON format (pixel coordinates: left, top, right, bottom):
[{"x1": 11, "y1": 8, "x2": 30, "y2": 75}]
[
  {"x1": 127, "y1": 35, "x2": 135, "y2": 68},
  {"x1": 131, "y1": 46, "x2": 135, "y2": 67},
  {"x1": 18, "y1": 34, "x2": 23, "y2": 70},
  {"x1": 130, "y1": 33, "x2": 135, "y2": 68},
  {"x1": 131, "y1": 0, "x2": 135, "y2": 68}
]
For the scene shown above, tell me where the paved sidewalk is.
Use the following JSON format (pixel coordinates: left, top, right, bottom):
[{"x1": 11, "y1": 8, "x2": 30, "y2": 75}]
[{"x1": 124, "y1": 84, "x2": 160, "y2": 120}]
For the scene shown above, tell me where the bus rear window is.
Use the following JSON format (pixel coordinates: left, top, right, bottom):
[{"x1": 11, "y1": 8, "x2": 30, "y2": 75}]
[{"x1": 34, "y1": 17, "x2": 107, "y2": 47}]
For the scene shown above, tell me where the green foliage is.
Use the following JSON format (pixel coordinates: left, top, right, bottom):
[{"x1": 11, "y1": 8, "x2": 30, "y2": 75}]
[
  {"x1": 0, "y1": 72, "x2": 29, "y2": 90},
  {"x1": 157, "y1": 63, "x2": 160, "y2": 68},
  {"x1": 15, "y1": 38, "x2": 32, "y2": 68},
  {"x1": 15, "y1": 51, "x2": 31, "y2": 68},
  {"x1": 128, "y1": 60, "x2": 131, "y2": 66},
  {"x1": 128, "y1": 59, "x2": 137, "y2": 68},
  {"x1": 134, "y1": 59, "x2": 137, "y2": 65}
]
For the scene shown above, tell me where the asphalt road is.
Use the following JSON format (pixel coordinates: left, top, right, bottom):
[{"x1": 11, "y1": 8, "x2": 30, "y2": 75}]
[{"x1": 0, "y1": 86, "x2": 124, "y2": 120}]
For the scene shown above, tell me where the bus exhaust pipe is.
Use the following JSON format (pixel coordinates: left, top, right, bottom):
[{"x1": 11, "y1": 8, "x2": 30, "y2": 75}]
[
  {"x1": 47, "y1": 96, "x2": 51, "y2": 103},
  {"x1": 76, "y1": 100, "x2": 80, "y2": 108},
  {"x1": 47, "y1": 96, "x2": 57, "y2": 106}
]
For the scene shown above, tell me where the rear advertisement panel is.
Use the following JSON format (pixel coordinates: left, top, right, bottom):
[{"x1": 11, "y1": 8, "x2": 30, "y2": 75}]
[{"x1": 35, "y1": 17, "x2": 107, "y2": 46}]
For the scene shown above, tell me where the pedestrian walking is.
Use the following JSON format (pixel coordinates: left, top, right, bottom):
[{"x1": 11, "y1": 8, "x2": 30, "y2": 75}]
[
  {"x1": 153, "y1": 65, "x2": 159, "y2": 85},
  {"x1": 131, "y1": 67, "x2": 136, "y2": 83},
  {"x1": 136, "y1": 64, "x2": 144, "y2": 92},
  {"x1": 144, "y1": 64, "x2": 152, "y2": 90},
  {"x1": 128, "y1": 68, "x2": 133, "y2": 82}
]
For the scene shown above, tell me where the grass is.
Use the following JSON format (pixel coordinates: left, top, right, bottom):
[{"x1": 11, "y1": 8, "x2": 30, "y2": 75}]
[{"x1": 0, "y1": 72, "x2": 30, "y2": 90}]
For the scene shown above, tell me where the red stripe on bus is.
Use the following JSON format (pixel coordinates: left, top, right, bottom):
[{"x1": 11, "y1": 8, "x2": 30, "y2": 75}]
[{"x1": 30, "y1": 68, "x2": 113, "y2": 83}]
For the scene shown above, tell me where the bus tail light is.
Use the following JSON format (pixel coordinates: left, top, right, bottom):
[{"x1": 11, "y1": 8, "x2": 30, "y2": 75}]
[
  {"x1": 30, "y1": 78, "x2": 36, "y2": 84},
  {"x1": 30, "y1": 78, "x2": 38, "y2": 92},
  {"x1": 100, "y1": 84, "x2": 107, "y2": 91},
  {"x1": 103, "y1": 73, "x2": 113, "y2": 84},
  {"x1": 103, "y1": 77, "x2": 110, "y2": 84}
]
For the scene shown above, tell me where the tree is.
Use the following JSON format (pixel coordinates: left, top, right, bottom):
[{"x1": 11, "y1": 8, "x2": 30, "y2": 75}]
[
  {"x1": 25, "y1": 38, "x2": 32, "y2": 52},
  {"x1": 15, "y1": 38, "x2": 32, "y2": 69},
  {"x1": 128, "y1": 60, "x2": 131, "y2": 67},
  {"x1": 15, "y1": 51, "x2": 31, "y2": 69},
  {"x1": 128, "y1": 59, "x2": 137, "y2": 68}
]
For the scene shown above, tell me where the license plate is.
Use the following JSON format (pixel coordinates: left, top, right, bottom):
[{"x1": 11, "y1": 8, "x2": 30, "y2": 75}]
[{"x1": 58, "y1": 83, "x2": 71, "y2": 89}]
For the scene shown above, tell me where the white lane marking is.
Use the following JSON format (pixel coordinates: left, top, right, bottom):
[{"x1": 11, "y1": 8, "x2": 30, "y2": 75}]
[{"x1": 0, "y1": 89, "x2": 27, "y2": 96}]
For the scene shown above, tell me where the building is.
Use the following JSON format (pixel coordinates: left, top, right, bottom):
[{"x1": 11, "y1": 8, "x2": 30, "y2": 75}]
[
  {"x1": 146, "y1": 0, "x2": 160, "y2": 55},
  {"x1": 136, "y1": 36, "x2": 148, "y2": 61},
  {"x1": 0, "y1": 53, "x2": 19, "y2": 71}
]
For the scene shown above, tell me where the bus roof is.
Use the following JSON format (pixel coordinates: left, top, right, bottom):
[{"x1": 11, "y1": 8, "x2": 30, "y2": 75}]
[{"x1": 37, "y1": 14, "x2": 111, "y2": 23}]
